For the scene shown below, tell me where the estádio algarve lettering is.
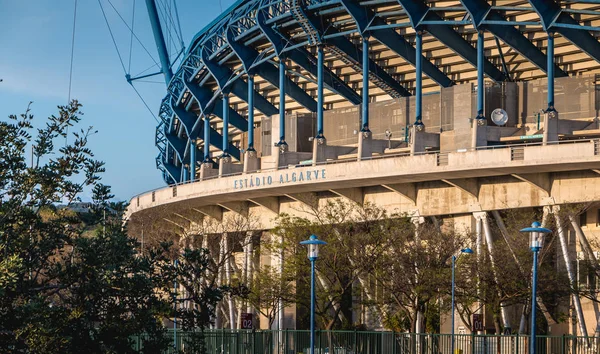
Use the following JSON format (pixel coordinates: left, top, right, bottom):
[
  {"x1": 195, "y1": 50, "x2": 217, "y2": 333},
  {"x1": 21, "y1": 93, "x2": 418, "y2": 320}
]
[{"x1": 234, "y1": 168, "x2": 326, "y2": 190}]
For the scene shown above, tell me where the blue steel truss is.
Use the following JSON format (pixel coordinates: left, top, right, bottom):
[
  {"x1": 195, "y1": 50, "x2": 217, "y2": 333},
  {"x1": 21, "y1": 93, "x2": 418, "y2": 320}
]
[{"x1": 152, "y1": 0, "x2": 600, "y2": 184}]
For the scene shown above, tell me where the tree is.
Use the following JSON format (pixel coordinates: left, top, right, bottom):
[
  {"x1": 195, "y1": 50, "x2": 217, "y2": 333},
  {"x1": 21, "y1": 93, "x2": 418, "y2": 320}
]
[{"x1": 0, "y1": 101, "x2": 170, "y2": 353}]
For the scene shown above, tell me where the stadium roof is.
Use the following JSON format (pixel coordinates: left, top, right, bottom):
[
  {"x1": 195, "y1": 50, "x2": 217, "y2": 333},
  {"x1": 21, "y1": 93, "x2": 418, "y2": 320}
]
[{"x1": 155, "y1": 0, "x2": 600, "y2": 184}]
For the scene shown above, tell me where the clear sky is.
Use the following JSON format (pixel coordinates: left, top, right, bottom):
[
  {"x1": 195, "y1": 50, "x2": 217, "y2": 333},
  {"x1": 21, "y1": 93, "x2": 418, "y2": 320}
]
[{"x1": 0, "y1": 0, "x2": 237, "y2": 200}]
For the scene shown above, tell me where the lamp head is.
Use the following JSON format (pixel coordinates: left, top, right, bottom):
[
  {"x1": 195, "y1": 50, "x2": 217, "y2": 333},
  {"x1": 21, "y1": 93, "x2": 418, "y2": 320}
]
[
  {"x1": 300, "y1": 234, "x2": 327, "y2": 260},
  {"x1": 476, "y1": 117, "x2": 487, "y2": 126},
  {"x1": 520, "y1": 221, "x2": 552, "y2": 251},
  {"x1": 316, "y1": 136, "x2": 326, "y2": 145}
]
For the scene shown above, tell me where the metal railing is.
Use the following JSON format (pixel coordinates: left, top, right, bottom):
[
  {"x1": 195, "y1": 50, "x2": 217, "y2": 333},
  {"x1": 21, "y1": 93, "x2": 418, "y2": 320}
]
[{"x1": 131, "y1": 330, "x2": 600, "y2": 354}]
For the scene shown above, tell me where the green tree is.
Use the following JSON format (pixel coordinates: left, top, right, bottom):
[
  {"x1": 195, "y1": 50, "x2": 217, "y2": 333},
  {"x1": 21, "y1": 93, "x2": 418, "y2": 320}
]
[{"x1": 0, "y1": 102, "x2": 170, "y2": 353}]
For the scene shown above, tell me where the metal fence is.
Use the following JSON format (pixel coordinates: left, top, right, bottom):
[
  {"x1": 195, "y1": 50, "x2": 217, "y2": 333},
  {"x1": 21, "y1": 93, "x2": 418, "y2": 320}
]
[{"x1": 132, "y1": 330, "x2": 600, "y2": 354}]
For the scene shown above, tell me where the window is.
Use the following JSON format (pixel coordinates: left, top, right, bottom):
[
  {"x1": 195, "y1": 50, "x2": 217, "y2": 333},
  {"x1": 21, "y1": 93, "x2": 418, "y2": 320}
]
[
  {"x1": 577, "y1": 252, "x2": 599, "y2": 291},
  {"x1": 580, "y1": 211, "x2": 587, "y2": 228}
]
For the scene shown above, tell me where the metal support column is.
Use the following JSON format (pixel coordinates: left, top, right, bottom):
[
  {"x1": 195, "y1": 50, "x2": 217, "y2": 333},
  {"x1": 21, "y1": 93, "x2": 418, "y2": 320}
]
[
  {"x1": 361, "y1": 37, "x2": 370, "y2": 133},
  {"x1": 222, "y1": 94, "x2": 230, "y2": 157},
  {"x1": 278, "y1": 60, "x2": 287, "y2": 148},
  {"x1": 316, "y1": 45, "x2": 325, "y2": 141},
  {"x1": 415, "y1": 32, "x2": 423, "y2": 126},
  {"x1": 144, "y1": 0, "x2": 173, "y2": 84},
  {"x1": 547, "y1": 34, "x2": 555, "y2": 112},
  {"x1": 189, "y1": 141, "x2": 196, "y2": 181},
  {"x1": 477, "y1": 31, "x2": 485, "y2": 119},
  {"x1": 247, "y1": 76, "x2": 255, "y2": 152},
  {"x1": 203, "y1": 116, "x2": 212, "y2": 163}
]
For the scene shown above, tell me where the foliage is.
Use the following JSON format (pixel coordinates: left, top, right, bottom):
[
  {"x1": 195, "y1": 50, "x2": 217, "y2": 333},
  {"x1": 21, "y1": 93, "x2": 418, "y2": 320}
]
[{"x1": 0, "y1": 102, "x2": 170, "y2": 353}]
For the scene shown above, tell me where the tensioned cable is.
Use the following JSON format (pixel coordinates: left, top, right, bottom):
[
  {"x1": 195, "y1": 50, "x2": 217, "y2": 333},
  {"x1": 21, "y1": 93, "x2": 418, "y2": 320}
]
[
  {"x1": 130, "y1": 84, "x2": 161, "y2": 124},
  {"x1": 105, "y1": 0, "x2": 160, "y2": 68},
  {"x1": 98, "y1": 0, "x2": 127, "y2": 73},
  {"x1": 128, "y1": 0, "x2": 136, "y2": 73},
  {"x1": 98, "y1": 0, "x2": 159, "y2": 124},
  {"x1": 173, "y1": 0, "x2": 185, "y2": 49},
  {"x1": 67, "y1": 0, "x2": 78, "y2": 103},
  {"x1": 156, "y1": 0, "x2": 184, "y2": 55}
]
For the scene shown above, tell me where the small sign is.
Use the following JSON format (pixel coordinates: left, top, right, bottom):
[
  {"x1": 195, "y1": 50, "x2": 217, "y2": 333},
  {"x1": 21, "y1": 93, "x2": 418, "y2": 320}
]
[
  {"x1": 472, "y1": 314, "x2": 484, "y2": 332},
  {"x1": 241, "y1": 313, "x2": 253, "y2": 329}
]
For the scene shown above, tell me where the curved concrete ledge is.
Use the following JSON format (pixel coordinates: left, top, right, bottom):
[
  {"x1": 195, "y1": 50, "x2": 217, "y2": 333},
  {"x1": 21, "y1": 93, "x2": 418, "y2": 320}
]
[{"x1": 127, "y1": 140, "x2": 600, "y2": 222}]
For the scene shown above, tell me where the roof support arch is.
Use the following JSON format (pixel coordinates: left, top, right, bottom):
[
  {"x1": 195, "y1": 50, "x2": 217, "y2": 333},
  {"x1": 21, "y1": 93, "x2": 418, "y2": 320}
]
[
  {"x1": 394, "y1": 0, "x2": 506, "y2": 82},
  {"x1": 256, "y1": 10, "x2": 361, "y2": 105},
  {"x1": 339, "y1": 0, "x2": 455, "y2": 87},
  {"x1": 460, "y1": 0, "x2": 567, "y2": 77},
  {"x1": 300, "y1": 9, "x2": 411, "y2": 97},
  {"x1": 226, "y1": 28, "x2": 318, "y2": 113},
  {"x1": 529, "y1": 0, "x2": 600, "y2": 64}
]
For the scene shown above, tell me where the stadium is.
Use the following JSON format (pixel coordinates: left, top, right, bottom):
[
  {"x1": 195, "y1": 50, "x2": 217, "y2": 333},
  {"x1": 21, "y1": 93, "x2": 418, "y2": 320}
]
[{"x1": 126, "y1": 0, "x2": 600, "y2": 347}]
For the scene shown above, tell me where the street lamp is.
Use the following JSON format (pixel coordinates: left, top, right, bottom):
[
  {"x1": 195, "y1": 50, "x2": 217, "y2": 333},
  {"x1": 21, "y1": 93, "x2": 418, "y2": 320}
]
[
  {"x1": 300, "y1": 234, "x2": 327, "y2": 354},
  {"x1": 520, "y1": 221, "x2": 551, "y2": 354},
  {"x1": 451, "y1": 248, "x2": 473, "y2": 354}
]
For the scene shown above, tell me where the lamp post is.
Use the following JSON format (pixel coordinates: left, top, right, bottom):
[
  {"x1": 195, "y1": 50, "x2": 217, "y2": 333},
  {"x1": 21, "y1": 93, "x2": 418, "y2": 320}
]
[
  {"x1": 520, "y1": 222, "x2": 551, "y2": 354},
  {"x1": 451, "y1": 248, "x2": 473, "y2": 354},
  {"x1": 300, "y1": 235, "x2": 327, "y2": 354}
]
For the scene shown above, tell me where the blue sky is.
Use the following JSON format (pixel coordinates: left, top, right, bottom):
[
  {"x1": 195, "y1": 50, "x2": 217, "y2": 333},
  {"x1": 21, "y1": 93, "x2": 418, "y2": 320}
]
[{"x1": 0, "y1": 0, "x2": 237, "y2": 200}]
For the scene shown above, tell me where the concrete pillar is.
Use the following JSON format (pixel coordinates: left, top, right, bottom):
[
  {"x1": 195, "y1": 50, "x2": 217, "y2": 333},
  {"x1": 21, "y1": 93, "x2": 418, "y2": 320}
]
[
  {"x1": 358, "y1": 131, "x2": 373, "y2": 161},
  {"x1": 542, "y1": 111, "x2": 559, "y2": 145},
  {"x1": 243, "y1": 151, "x2": 260, "y2": 174},
  {"x1": 200, "y1": 163, "x2": 218, "y2": 180},
  {"x1": 554, "y1": 208, "x2": 588, "y2": 337}
]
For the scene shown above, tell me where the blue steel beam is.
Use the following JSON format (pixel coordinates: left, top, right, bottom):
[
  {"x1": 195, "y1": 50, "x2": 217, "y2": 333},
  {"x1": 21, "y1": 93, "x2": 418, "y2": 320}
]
[
  {"x1": 529, "y1": 0, "x2": 600, "y2": 64},
  {"x1": 553, "y1": 13, "x2": 600, "y2": 65},
  {"x1": 184, "y1": 81, "x2": 248, "y2": 131},
  {"x1": 461, "y1": 0, "x2": 567, "y2": 76},
  {"x1": 392, "y1": 0, "x2": 504, "y2": 82},
  {"x1": 144, "y1": 0, "x2": 173, "y2": 84},
  {"x1": 301, "y1": 11, "x2": 411, "y2": 97},
  {"x1": 171, "y1": 104, "x2": 241, "y2": 161},
  {"x1": 256, "y1": 11, "x2": 361, "y2": 105},
  {"x1": 162, "y1": 160, "x2": 181, "y2": 184},
  {"x1": 226, "y1": 27, "x2": 318, "y2": 112},
  {"x1": 201, "y1": 47, "x2": 278, "y2": 117},
  {"x1": 338, "y1": 0, "x2": 454, "y2": 87}
]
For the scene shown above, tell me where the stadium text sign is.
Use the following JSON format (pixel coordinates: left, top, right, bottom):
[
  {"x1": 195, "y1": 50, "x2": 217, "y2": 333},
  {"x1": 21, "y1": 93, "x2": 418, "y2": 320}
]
[{"x1": 234, "y1": 168, "x2": 326, "y2": 190}]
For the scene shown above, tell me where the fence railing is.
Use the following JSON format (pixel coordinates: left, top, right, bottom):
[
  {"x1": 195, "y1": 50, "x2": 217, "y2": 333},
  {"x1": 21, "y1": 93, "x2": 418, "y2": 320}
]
[{"x1": 132, "y1": 330, "x2": 600, "y2": 354}]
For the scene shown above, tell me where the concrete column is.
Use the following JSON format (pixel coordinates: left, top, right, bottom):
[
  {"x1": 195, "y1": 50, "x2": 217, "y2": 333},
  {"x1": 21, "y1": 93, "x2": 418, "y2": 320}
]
[
  {"x1": 223, "y1": 233, "x2": 237, "y2": 329},
  {"x1": 481, "y1": 213, "x2": 511, "y2": 331},
  {"x1": 542, "y1": 110, "x2": 559, "y2": 145},
  {"x1": 474, "y1": 213, "x2": 484, "y2": 334},
  {"x1": 555, "y1": 209, "x2": 588, "y2": 337}
]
